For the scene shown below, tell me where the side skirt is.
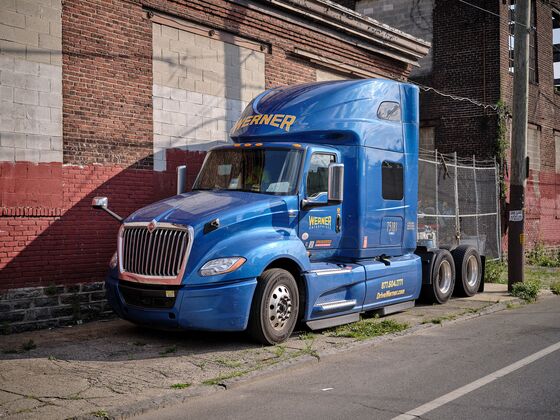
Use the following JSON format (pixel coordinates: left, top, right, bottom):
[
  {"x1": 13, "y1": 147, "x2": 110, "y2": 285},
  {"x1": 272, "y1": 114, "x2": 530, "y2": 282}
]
[
  {"x1": 306, "y1": 312, "x2": 360, "y2": 331},
  {"x1": 371, "y1": 300, "x2": 415, "y2": 317}
]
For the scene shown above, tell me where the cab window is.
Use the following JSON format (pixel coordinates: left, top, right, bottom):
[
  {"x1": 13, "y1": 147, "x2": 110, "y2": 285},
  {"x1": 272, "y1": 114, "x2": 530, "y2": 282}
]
[{"x1": 306, "y1": 153, "x2": 335, "y2": 197}]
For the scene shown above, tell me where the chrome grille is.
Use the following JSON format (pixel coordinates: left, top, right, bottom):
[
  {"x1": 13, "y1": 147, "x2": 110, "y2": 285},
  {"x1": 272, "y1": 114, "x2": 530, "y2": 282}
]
[{"x1": 121, "y1": 225, "x2": 189, "y2": 277}]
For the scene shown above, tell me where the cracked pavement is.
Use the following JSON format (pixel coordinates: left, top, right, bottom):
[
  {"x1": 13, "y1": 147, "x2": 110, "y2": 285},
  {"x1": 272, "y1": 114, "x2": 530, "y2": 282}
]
[{"x1": 0, "y1": 284, "x2": 520, "y2": 419}]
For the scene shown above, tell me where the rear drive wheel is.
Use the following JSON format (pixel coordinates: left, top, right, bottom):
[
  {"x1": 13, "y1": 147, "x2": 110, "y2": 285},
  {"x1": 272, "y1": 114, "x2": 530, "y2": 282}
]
[
  {"x1": 422, "y1": 249, "x2": 455, "y2": 304},
  {"x1": 248, "y1": 268, "x2": 299, "y2": 345},
  {"x1": 452, "y1": 245, "x2": 482, "y2": 297}
]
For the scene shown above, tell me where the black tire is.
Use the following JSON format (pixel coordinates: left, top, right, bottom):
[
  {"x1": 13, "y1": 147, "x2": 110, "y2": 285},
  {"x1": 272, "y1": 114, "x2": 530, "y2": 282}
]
[
  {"x1": 422, "y1": 249, "x2": 455, "y2": 304},
  {"x1": 452, "y1": 245, "x2": 482, "y2": 297},
  {"x1": 248, "y1": 268, "x2": 299, "y2": 345}
]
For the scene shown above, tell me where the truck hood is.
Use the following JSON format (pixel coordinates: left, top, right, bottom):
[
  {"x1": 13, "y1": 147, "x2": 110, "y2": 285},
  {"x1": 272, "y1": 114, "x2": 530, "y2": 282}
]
[{"x1": 126, "y1": 190, "x2": 292, "y2": 230}]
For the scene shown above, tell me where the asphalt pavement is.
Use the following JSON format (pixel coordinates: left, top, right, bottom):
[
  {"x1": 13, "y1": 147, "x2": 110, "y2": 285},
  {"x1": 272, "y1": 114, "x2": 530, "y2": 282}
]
[{"x1": 135, "y1": 296, "x2": 560, "y2": 420}]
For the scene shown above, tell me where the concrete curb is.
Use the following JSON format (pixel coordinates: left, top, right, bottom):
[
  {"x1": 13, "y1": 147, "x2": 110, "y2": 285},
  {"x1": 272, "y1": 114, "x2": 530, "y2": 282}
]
[{"x1": 84, "y1": 296, "x2": 528, "y2": 420}]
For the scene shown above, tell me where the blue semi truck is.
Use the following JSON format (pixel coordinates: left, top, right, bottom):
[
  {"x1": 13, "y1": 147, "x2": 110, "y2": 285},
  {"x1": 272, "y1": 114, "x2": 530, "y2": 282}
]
[{"x1": 93, "y1": 79, "x2": 484, "y2": 344}]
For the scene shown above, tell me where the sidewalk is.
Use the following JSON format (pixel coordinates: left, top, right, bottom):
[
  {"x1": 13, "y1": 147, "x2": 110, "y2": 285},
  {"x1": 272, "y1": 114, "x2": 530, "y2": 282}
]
[{"x1": 0, "y1": 284, "x2": 531, "y2": 419}]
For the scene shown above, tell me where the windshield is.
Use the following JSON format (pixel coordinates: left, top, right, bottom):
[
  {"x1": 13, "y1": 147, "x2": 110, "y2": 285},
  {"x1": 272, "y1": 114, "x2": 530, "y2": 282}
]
[{"x1": 193, "y1": 148, "x2": 303, "y2": 195}]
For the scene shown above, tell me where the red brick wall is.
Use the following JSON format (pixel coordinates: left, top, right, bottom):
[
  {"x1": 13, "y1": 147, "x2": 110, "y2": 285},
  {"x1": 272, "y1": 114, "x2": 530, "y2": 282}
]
[{"x1": 1, "y1": 0, "x2": 412, "y2": 291}]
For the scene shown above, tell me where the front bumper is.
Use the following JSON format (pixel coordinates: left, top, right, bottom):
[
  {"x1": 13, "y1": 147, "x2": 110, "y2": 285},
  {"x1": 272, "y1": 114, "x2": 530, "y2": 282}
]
[{"x1": 106, "y1": 275, "x2": 257, "y2": 331}]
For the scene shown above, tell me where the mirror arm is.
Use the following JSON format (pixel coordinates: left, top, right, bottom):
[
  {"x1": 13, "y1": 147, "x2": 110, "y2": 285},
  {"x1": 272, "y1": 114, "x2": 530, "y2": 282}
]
[{"x1": 100, "y1": 207, "x2": 123, "y2": 223}]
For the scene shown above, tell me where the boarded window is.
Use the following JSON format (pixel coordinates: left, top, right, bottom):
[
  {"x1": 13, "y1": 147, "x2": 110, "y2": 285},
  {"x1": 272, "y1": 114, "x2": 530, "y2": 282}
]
[
  {"x1": 382, "y1": 161, "x2": 404, "y2": 200},
  {"x1": 527, "y1": 124, "x2": 541, "y2": 171}
]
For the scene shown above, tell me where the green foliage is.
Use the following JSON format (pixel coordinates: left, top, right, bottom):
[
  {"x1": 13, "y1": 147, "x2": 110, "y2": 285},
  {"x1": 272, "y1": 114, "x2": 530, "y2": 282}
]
[
  {"x1": 511, "y1": 280, "x2": 542, "y2": 303},
  {"x1": 526, "y1": 242, "x2": 560, "y2": 267},
  {"x1": 485, "y1": 259, "x2": 507, "y2": 284},
  {"x1": 330, "y1": 319, "x2": 408, "y2": 341},
  {"x1": 550, "y1": 281, "x2": 560, "y2": 295},
  {"x1": 91, "y1": 410, "x2": 109, "y2": 419},
  {"x1": 202, "y1": 370, "x2": 249, "y2": 385},
  {"x1": 170, "y1": 383, "x2": 191, "y2": 389},
  {"x1": 495, "y1": 100, "x2": 509, "y2": 201}
]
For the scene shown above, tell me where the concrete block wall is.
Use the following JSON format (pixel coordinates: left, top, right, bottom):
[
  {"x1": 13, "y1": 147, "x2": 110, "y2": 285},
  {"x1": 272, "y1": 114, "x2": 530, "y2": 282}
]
[
  {"x1": 152, "y1": 22, "x2": 265, "y2": 171},
  {"x1": 0, "y1": 0, "x2": 62, "y2": 163}
]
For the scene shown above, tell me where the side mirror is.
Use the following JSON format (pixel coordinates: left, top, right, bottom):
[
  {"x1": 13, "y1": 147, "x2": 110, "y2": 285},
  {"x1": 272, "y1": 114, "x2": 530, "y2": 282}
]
[
  {"x1": 177, "y1": 165, "x2": 187, "y2": 195},
  {"x1": 328, "y1": 163, "x2": 344, "y2": 204},
  {"x1": 91, "y1": 196, "x2": 123, "y2": 222}
]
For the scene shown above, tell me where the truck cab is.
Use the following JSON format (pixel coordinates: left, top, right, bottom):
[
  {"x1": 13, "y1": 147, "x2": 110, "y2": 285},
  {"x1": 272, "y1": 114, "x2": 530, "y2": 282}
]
[{"x1": 96, "y1": 79, "x2": 483, "y2": 344}]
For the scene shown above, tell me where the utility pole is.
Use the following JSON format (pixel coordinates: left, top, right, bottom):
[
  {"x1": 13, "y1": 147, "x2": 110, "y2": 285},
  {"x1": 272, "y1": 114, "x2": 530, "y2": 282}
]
[{"x1": 508, "y1": 0, "x2": 530, "y2": 291}]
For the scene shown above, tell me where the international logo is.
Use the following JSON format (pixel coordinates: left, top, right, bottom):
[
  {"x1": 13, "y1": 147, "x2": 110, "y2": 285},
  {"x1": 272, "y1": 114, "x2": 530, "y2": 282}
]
[{"x1": 147, "y1": 220, "x2": 158, "y2": 233}]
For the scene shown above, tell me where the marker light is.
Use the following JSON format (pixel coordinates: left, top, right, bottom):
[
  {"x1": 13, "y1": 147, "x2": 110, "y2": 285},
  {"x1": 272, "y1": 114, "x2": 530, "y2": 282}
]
[{"x1": 200, "y1": 257, "x2": 246, "y2": 276}]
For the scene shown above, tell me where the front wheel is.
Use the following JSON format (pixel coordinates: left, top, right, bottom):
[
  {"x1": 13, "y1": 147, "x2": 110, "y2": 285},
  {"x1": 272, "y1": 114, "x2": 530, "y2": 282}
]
[{"x1": 248, "y1": 268, "x2": 299, "y2": 345}]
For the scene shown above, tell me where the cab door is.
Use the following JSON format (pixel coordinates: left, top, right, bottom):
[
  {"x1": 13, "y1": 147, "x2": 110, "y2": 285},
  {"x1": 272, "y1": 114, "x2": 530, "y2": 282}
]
[{"x1": 299, "y1": 152, "x2": 342, "y2": 257}]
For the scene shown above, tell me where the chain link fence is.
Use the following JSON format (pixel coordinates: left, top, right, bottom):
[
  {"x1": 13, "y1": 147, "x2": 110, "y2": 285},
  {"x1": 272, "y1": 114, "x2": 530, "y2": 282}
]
[{"x1": 417, "y1": 150, "x2": 501, "y2": 259}]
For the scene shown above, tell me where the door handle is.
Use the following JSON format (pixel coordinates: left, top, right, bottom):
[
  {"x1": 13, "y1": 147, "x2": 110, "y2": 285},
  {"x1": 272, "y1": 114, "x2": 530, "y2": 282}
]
[{"x1": 336, "y1": 213, "x2": 341, "y2": 233}]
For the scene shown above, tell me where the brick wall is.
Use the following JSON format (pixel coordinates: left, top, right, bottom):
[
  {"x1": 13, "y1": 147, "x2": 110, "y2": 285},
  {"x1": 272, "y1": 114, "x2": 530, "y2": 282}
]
[{"x1": 0, "y1": 0, "x2": 63, "y2": 163}]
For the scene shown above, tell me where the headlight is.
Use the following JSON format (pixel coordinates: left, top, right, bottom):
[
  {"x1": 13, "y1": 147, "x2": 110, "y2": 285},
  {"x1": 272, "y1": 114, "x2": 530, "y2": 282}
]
[
  {"x1": 200, "y1": 257, "x2": 246, "y2": 276},
  {"x1": 109, "y1": 251, "x2": 118, "y2": 269}
]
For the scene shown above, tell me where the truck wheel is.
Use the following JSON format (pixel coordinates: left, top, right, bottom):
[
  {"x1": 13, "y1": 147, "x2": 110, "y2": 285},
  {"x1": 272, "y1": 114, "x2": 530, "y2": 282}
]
[
  {"x1": 452, "y1": 245, "x2": 481, "y2": 297},
  {"x1": 248, "y1": 268, "x2": 299, "y2": 345},
  {"x1": 423, "y1": 249, "x2": 455, "y2": 304}
]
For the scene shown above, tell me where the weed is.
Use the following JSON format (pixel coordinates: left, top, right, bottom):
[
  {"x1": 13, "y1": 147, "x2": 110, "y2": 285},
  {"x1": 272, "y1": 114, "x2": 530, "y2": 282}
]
[
  {"x1": 551, "y1": 281, "x2": 560, "y2": 295},
  {"x1": 330, "y1": 319, "x2": 408, "y2": 340},
  {"x1": 511, "y1": 280, "x2": 542, "y2": 303},
  {"x1": 485, "y1": 259, "x2": 507, "y2": 284},
  {"x1": 91, "y1": 410, "x2": 109, "y2": 419},
  {"x1": 21, "y1": 339, "x2": 36, "y2": 351},
  {"x1": 506, "y1": 302, "x2": 522, "y2": 309},
  {"x1": 170, "y1": 383, "x2": 191, "y2": 389},
  {"x1": 298, "y1": 331, "x2": 316, "y2": 341},
  {"x1": 202, "y1": 370, "x2": 249, "y2": 385},
  {"x1": 44, "y1": 284, "x2": 59, "y2": 296},
  {"x1": 214, "y1": 357, "x2": 242, "y2": 368},
  {"x1": 159, "y1": 345, "x2": 177, "y2": 356},
  {"x1": 48, "y1": 355, "x2": 57, "y2": 361},
  {"x1": 273, "y1": 345, "x2": 286, "y2": 358},
  {"x1": 526, "y1": 243, "x2": 560, "y2": 267}
]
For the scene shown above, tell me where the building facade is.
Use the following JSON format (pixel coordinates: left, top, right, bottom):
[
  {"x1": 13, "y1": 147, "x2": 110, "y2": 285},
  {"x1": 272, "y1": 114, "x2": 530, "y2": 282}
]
[
  {"x1": 0, "y1": 0, "x2": 428, "y2": 331},
  {"x1": 357, "y1": 0, "x2": 560, "y2": 251}
]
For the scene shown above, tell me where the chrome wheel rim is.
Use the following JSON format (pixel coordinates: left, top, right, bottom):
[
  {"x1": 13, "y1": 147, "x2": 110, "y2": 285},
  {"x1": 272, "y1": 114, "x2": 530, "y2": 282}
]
[
  {"x1": 466, "y1": 255, "x2": 479, "y2": 287},
  {"x1": 267, "y1": 284, "x2": 292, "y2": 331},
  {"x1": 438, "y1": 260, "x2": 452, "y2": 294}
]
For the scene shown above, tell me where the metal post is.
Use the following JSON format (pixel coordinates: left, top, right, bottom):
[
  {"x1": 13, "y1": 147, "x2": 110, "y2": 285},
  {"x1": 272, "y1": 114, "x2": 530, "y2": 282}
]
[
  {"x1": 508, "y1": 0, "x2": 530, "y2": 290},
  {"x1": 435, "y1": 149, "x2": 439, "y2": 246},
  {"x1": 454, "y1": 152, "x2": 460, "y2": 246},
  {"x1": 473, "y1": 155, "x2": 480, "y2": 254},
  {"x1": 494, "y1": 156, "x2": 502, "y2": 260}
]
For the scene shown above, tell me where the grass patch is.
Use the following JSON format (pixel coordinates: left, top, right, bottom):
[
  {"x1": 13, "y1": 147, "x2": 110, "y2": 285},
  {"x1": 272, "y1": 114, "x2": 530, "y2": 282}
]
[
  {"x1": 159, "y1": 345, "x2": 177, "y2": 356},
  {"x1": 550, "y1": 281, "x2": 560, "y2": 295},
  {"x1": 484, "y1": 261, "x2": 559, "y2": 289},
  {"x1": 526, "y1": 243, "x2": 560, "y2": 267},
  {"x1": 506, "y1": 302, "x2": 522, "y2": 309},
  {"x1": 91, "y1": 410, "x2": 109, "y2": 419},
  {"x1": 170, "y1": 383, "x2": 191, "y2": 389},
  {"x1": 214, "y1": 357, "x2": 243, "y2": 368},
  {"x1": 202, "y1": 370, "x2": 249, "y2": 386},
  {"x1": 511, "y1": 279, "x2": 541, "y2": 303},
  {"x1": 329, "y1": 319, "x2": 408, "y2": 340}
]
